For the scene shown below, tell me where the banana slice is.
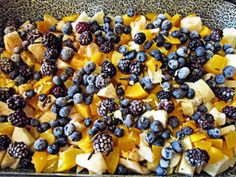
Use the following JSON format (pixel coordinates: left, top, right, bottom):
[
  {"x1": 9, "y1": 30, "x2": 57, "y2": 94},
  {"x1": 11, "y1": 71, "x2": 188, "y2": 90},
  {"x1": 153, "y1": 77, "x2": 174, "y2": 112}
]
[
  {"x1": 223, "y1": 28, "x2": 236, "y2": 48},
  {"x1": 180, "y1": 16, "x2": 202, "y2": 32},
  {"x1": 148, "y1": 69, "x2": 162, "y2": 84}
]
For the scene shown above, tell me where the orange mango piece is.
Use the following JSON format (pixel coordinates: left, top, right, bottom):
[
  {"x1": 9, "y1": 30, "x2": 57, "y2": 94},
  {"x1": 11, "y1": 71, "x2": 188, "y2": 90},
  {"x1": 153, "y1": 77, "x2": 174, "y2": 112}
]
[
  {"x1": 91, "y1": 52, "x2": 104, "y2": 66},
  {"x1": 119, "y1": 34, "x2": 132, "y2": 44},
  {"x1": 113, "y1": 71, "x2": 129, "y2": 86},
  {"x1": 0, "y1": 122, "x2": 14, "y2": 137},
  {"x1": 40, "y1": 128, "x2": 55, "y2": 145},
  {"x1": 194, "y1": 140, "x2": 212, "y2": 151},
  {"x1": 75, "y1": 103, "x2": 91, "y2": 118},
  {"x1": 44, "y1": 14, "x2": 58, "y2": 26},
  {"x1": 32, "y1": 151, "x2": 48, "y2": 173},
  {"x1": 104, "y1": 147, "x2": 120, "y2": 174},
  {"x1": 146, "y1": 57, "x2": 162, "y2": 72},
  {"x1": 222, "y1": 142, "x2": 234, "y2": 159},
  {"x1": 147, "y1": 93, "x2": 158, "y2": 108},
  {"x1": 1, "y1": 50, "x2": 11, "y2": 59},
  {"x1": 190, "y1": 132, "x2": 207, "y2": 143},
  {"x1": 125, "y1": 82, "x2": 149, "y2": 99},
  {"x1": 77, "y1": 130, "x2": 93, "y2": 153},
  {"x1": 203, "y1": 54, "x2": 227, "y2": 74},
  {"x1": 90, "y1": 94, "x2": 101, "y2": 116},
  {"x1": 213, "y1": 101, "x2": 227, "y2": 111},
  {"x1": 123, "y1": 14, "x2": 136, "y2": 25},
  {"x1": 146, "y1": 13, "x2": 157, "y2": 21},
  {"x1": 117, "y1": 131, "x2": 139, "y2": 151},
  {"x1": 171, "y1": 14, "x2": 181, "y2": 26},
  {"x1": 200, "y1": 25, "x2": 211, "y2": 38},
  {"x1": 208, "y1": 146, "x2": 224, "y2": 164},
  {"x1": 111, "y1": 51, "x2": 123, "y2": 67},
  {"x1": 36, "y1": 21, "x2": 50, "y2": 34},
  {"x1": 64, "y1": 79, "x2": 74, "y2": 89},
  {"x1": 225, "y1": 130, "x2": 236, "y2": 149},
  {"x1": 181, "y1": 120, "x2": 198, "y2": 131},
  {"x1": 152, "y1": 146, "x2": 163, "y2": 164},
  {"x1": 206, "y1": 139, "x2": 223, "y2": 150},
  {"x1": 62, "y1": 14, "x2": 80, "y2": 22},
  {"x1": 43, "y1": 155, "x2": 58, "y2": 173}
]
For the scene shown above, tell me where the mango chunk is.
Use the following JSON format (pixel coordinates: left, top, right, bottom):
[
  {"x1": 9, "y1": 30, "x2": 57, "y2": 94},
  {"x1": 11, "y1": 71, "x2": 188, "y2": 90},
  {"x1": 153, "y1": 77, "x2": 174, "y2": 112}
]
[
  {"x1": 77, "y1": 130, "x2": 93, "y2": 153},
  {"x1": 43, "y1": 155, "x2": 58, "y2": 173},
  {"x1": 206, "y1": 139, "x2": 223, "y2": 150},
  {"x1": 190, "y1": 133, "x2": 207, "y2": 143},
  {"x1": 63, "y1": 14, "x2": 80, "y2": 22},
  {"x1": 208, "y1": 146, "x2": 224, "y2": 164},
  {"x1": 32, "y1": 151, "x2": 48, "y2": 173},
  {"x1": 146, "y1": 57, "x2": 162, "y2": 72},
  {"x1": 225, "y1": 131, "x2": 236, "y2": 149},
  {"x1": 200, "y1": 25, "x2": 211, "y2": 38},
  {"x1": 0, "y1": 122, "x2": 14, "y2": 137},
  {"x1": 90, "y1": 94, "x2": 101, "y2": 116},
  {"x1": 117, "y1": 130, "x2": 139, "y2": 151},
  {"x1": 194, "y1": 140, "x2": 212, "y2": 151},
  {"x1": 171, "y1": 14, "x2": 182, "y2": 26},
  {"x1": 40, "y1": 128, "x2": 55, "y2": 145},
  {"x1": 75, "y1": 103, "x2": 91, "y2": 118},
  {"x1": 203, "y1": 55, "x2": 227, "y2": 74},
  {"x1": 104, "y1": 147, "x2": 120, "y2": 174},
  {"x1": 125, "y1": 82, "x2": 148, "y2": 99},
  {"x1": 222, "y1": 142, "x2": 234, "y2": 159},
  {"x1": 91, "y1": 52, "x2": 104, "y2": 66},
  {"x1": 44, "y1": 14, "x2": 58, "y2": 26},
  {"x1": 152, "y1": 145, "x2": 162, "y2": 164},
  {"x1": 111, "y1": 51, "x2": 123, "y2": 67}
]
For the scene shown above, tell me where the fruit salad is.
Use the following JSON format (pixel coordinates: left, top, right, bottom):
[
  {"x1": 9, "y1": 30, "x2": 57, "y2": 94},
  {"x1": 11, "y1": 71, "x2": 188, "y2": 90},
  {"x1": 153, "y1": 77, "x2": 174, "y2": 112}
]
[{"x1": 0, "y1": 9, "x2": 236, "y2": 176}]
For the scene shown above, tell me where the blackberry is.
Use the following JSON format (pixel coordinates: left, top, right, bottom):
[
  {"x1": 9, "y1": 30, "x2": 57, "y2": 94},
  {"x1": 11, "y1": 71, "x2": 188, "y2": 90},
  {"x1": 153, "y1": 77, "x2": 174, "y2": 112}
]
[
  {"x1": 6, "y1": 95, "x2": 26, "y2": 110},
  {"x1": 0, "y1": 57, "x2": 15, "y2": 74},
  {"x1": 98, "y1": 99, "x2": 117, "y2": 116},
  {"x1": 118, "y1": 59, "x2": 131, "y2": 74},
  {"x1": 157, "y1": 90, "x2": 171, "y2": 100},
  {"x1": 50, "y1": 86, "x2": 67, "y2": 98},
  {"x1": 206, "y1": 78, "x2": 217, "y2": 89},
  {"x1": 45, "y1": 48, "x2": 60, "y2": 60},
  {"x1": 134, "y1": 32, "x2": 146, "y2": 45},
  {"x1": 197, "y1": 113, "x2": 215, "y2": 130},
  {"x1": 130, "y1": 61, "x2": 144, "y2": 75},
  {"x1": 42, "y1": 33, "x2": 61, "y2": 49},
  {"x1": 8, "y1": 109, "x2": 28, "y2": 127},
  {"x1": 210, "y1": 29, "x2": 223, "y2": 42},
  {"x1": 99, "y1": 41, "x2": 114, "y2": 53},
  {"x1": 8, "y1": 142, "x2": 29, "y2": 158},
  {"x1": 188, "y1": 39, "x2": 204, "y2": 51},
  {"x1": 79, "y1": 31, "x2": 93, "y2": 45},
  {"x1": 222, "y1": 106, "x2": 236, "y2": 119},
  {"x1": 27, "y1": 29, "x2": 42, "y2": 43},
  {"x1": 0, "y1": 135, "x2": 11, "y2": 150},
  {"x1": 101, "y1": 60, "x2": 116, "y2": 78},
  {"x1": 75, "y1": 22, "x2": 90, "y2": 34},
  {"x1": 129, "y1": 100, "x2": 145, "y2": 116},
  {"x1": 92, "y1": 133, "x2": 113, "y2": 153},
  {"x1": 214, "y1": 87, "x2": 234, "y2": 102},
  {"x1": 185, "y1": 148, "x2": 210, "y2": 167},
  {"x1": 159, "y1": 99, "x2": 174, "y2": 113},
  {"x1": 0, "y1": 87, "x2": 15, "y2": 102},
  {"x1": 187, "y1": 62, "x2": 204, "y2": 82},
  {"x1": 19, "y1": 156, "x2": 33, "y2": 169},
  {"x1": 95, "y1": 73, "x2": 111, "y2": 89},
  {"x1": 41, "y1": 61, "x2": 57, "y2": 76},
  {"x1": 18, "y1": 65, "x2": 33, "y2": 78}
]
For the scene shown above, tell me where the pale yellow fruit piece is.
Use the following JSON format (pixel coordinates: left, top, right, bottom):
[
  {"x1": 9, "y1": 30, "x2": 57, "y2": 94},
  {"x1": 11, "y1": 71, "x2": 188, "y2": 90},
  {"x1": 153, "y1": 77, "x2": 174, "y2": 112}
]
[{"x1": 4, "y1": 31, "x2": 22, "y2": 54}]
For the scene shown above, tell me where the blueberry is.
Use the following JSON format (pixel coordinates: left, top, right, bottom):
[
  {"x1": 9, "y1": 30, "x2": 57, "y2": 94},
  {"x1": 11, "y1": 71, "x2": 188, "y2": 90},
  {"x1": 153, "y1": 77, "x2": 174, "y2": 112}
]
[
  {"x1": 49, "y1": 25, "x2": 56, "y2": 32},
  {"x1": 172, "y1": 88, "x2": 187, "y2": 99},
  {"x1": 168, "y1": 116, "x2": 180, "y2": 128},
  {"x1": 155, "y1": 34, "x2": 165, "y2": 47},
  {"x1": 116, "y1": 164, "x2": 128, "y2": 175},
  {"x1": 171, "y1": 30, "x2": 181, "y2": 38},
  {"x1": 207, "y1": 128, "x2": 221, "y2": 138},
  {"x1": 53, "y1": 126, "x2": 64, "y2": 137},
  {"x1": 150, "y1": 120, "x2": 164, "y2": 133},
  {"x1": 114, "y1": 23, "x2": 124, "y2": 34},
  {"x1": 171, "y1": 140, "x2": 184, "y2": 153},
  {"x1": 140, "y1": 77, "x2": 153, "y2": 91},
  {"x1": 214, "y1": 74, "x2": 225, "y2": 84},
  {"x1": 129, "y1": 74, "x2": 139, "y2": 85},
  {"x1": 177, "y1": 57, "x2": 185, "y2": 68},
  {"x1": 50, "y1": 120, "x2": 59, "y2": 127},
  {"x1": 179, "y1": 34, "x2": 188, "y2": 43},
  {"x1": 161, "y1": 129, "x2": 171, "y2": 139},
  {"x1": 58, "y1": 117, "x2": 70, "y2": 127},
  {"x1": 84, "y1": 95, "x2": 93, "y2": 105},
  {"x1": 94, "y1": 119, "x2": 106, "y2": 131},
  {"x1": 163, "y1": 42, "x2": 172, "y2": 50},
  {"x1": 37, "y1": 122, "x2": 50, "y2": 133},
  {"x1": 187, "y1": 88, "x2": 195, "y2": 99},
  {"x1": 160, "y1": 30, "x2": 169, "y2": 37},
  {"x1": 162, "y1": 82, "x2": 172, "y2": 91},
  {"x1": 72, "y1": 93, "x2": 83, "y2": 104},
  {"x1": 124, "y1": 114, "x2": 134, "y2": 128},
  {"x1": 206, "y1": 50, "x2": 214, "y2": 60},
  {"x1": 55, "y1": 136, "x2": 68, "y2": 147},
  {"x1": 69, "y1": 131, "x2": 82, "y2": 142},
  {"x1": 59, "y1": 106, "x2": 71, "y2": 117},
  {"x1": 176, "y1": 46, "x2": 187, "y2": 57},
  {"x1": 167, "y1": 52, "x2": 178, "y2": 60},
  {"x1": 103, "y1": 23, "x2": 112, "y2": 32},
  {"x1": 195, "y1": 46, "x2": 206, "y2": 57},
  {"x1": 145, "y1": 131, "x2": 157, "y2": 144},
  {"x1": 124, "y1": 50, "x2": 137, "y2": 60},
  {"x1": 183, "y1": 126, "x2": 194, "y2": 135},
  {"x1": 68, "y1": 85, "x2": 80, "y2": 97},
  {"x1": 189, "y1": 31, "x2": 200, "y2": 40},
  {"x1": 61, "y1": 47, "x2": 74, "y2": 61},
  {"x1": 51, "y1": 104, "x2": 59, "y2": 114},
  {"x1": 60, "y1": 73, "x2": 69, "y2": 82},
  {"x1": 86, "y1": 84, "x2": 98, "y2": 94},
  {"x1": 77, "y1": 68, "x2": 86, "y2": 76},
  {"x1": 223, "y1": 44, "x2": 232, "y2": 51},
  {"x1": 104, "y1": 16, "x2": 111, "y2": 24},
  {"x1": 123, "y1": 26, "x2": 131, "y2": 34},
  {"x1": 114, "y1": 127, "x2": 124, "y2": 137},
  {"x1": 34, "y1": 138, "x2": 48, "y2": 151},
  {"x1": 52, "y1": 76, "x2": 61, "y2": 86},
  {"x1": 225, "y1": 47, "x2": 235, "y2": 54},
  {"x1": 153, "y1": 18, "x2": 162, "y2": 28},
  {"x1": 156, "y1": 165, "x2": 167, "y2": 176},
  {"x1": 144, "y1": 40, "x2": 153, "y2": 50},
  {"x1": 114, "y1": 15, "x2": 123, "y2": 24},
  {"x1": 205, "y1": 43, "x2": 214, "y2": 51},
  {"x1": 64, "y1": 123, "x2": 76, "y2": 136},
  {"x1": 118, "y1": 45, "x2": 128, "y2": 55},
  {"x1": 213, "y1": 42, "x2": 221, "y2": 53},
  {"x1": 137, "y1": 51, "x2": 147, "y2": 63},
  {"x1": 161, "y1": 20, "x2": 172, "y2": 30},
  {"x1": 176, "y1": 130, "x2": 185, "y2": 139},
  {"x1": 150, "y1": 49, "x2": 163, "y2": 60},
  {"x1": 137, "y1": 116, "x2": 150, "y2": 130},
  {"x1": 0, "y1": 116, "x2": 7, "y2": 122},
  {"x1": 121, "y1": 99, "x2": 130, "y2": 107},
  {"x1": 204, "y1": 35, "x2": 211, "y2": 41},
  {"x1": 161, "y1": 146, "x2": 175, "y2": 159},
  {"x1": 153, "y1": 137, "x2": 165, "y2": 146},
  {"x1": 146, "y1": 23, "x2": 155, "y2": 29},
  {"x1": 65, "y1": 67, "x2": 74, "y2": 77},
  {"x1": 15, "y1": 75, "x2": 26, "y2": 86},
  {"x1": 84, "y1": 61, "x2": 96, "y2": 74},
  {"x1": 168, "y1": 60, "x2": 179, "y2": 69},
  {"x1": 180, "y1": 28, "x2": 189, "y2": 35},
  {"x1": 47, "y1": 143, "x2": 60, "y2": 154},
  {"x1": 84, "y1": 117, "x2": 92, "y2": 127},
  {"x1": 223, "y1": 65, "x2": 235, "y2": 78},
  {"x1": 62, "y1": 22, "x2": 73, "y2": 35},
  {"x1": 88, "y1": 126, "x2": 99, "y2": 136},
  {"x1": 25, "y1": 89, "x2": 36, "y2": 98},
  {"x1": 160, "y1": 158, "x2": 170, "y2": 168},
  {"x1": 55, "y1": 97, "x2": 68, "y2": 107},
  {"x1": 30, "y1": 118, "x2": 40, "y2": 127}
]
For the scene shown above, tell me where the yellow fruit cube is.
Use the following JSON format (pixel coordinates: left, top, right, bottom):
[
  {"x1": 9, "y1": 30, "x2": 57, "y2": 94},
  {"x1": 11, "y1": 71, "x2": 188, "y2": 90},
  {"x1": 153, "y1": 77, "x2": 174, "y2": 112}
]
[
  {"x1": 111, "y1": 51, "x2": 123, "y2": 67},
  {"x1": 77, "y1": 130, "x2": 93, "y2": 153},
  {"x1": 44, "y1": 14, "x2": 58, "y2": 26},
  {"x1": 91, "y1": 52, "x2": 104, "y2": 66},
  {"x1": 62, "y1": 14, "x2": 80, "y2": 22},
  {"x1": 119, "y1": 34, "x2": 132, "y2": 44},
  {"x1": 118, "y1": 131, "x2": 139, "y2": 151},
  {"x1": 104, "y1": 147, "x2": 120, "y2": 174},
  {"x1": 125, "y1": 83, "x2": 148, "y2": 100},
  {"x1": 208, "y1": 146, "x2": 224, "y2": 164},
  {"x1": 194, "y1": 140, "x2": 212, "y2": 151},
  {"x1": 171, "y1": 14, "x2": 182, "y2": 26},
  {"x1": 152, "y1": 146, "x2": 162, "y2": 164},
  {"x1": 203, "y1": 55, "x2": 227, "y2": 74},
  {"x1": 74, "y1": 103, "x2": 91, "y2": 118},
  {"x1": 123, "y1": 14, "x2": 136, "y2": 25},
  {"x1": 200, "y1": 25, "x2": 211, "y2": 38},
  {"x1": 1, "y1": 50, "x2": 11, "y2": 59},
  {"x1": 40, "y1": 128, "x2": 55, "y2": 145},
  {"x1": 32, "y1": 151, "x2": 48, "y2": 173},
  {"x1": 206, "y1": 139, "x2": 223, "y2": 150},
  {"x1": 0, "y1": 122, "x2": 14, "y2": 137},
  {"x1": 225, "y1": 130, "x2": 236, "y2": 149},
  {"x1": 147, "y1": 93, "x2": 158, "y2": 108},
  {"x1": 146, "y1": 57, "x2": 162, "y2": 72},
  {"x1": 113, "y1": 71, "x2": 129, "y2": 86},
  {"x1": 90, "y1": 94, "x2": 101, "y2": 116},
  {"x1": 43, "y1": 155, "x2": 58, "y2": 173},
  {"x1": 222, "y1": 142, "x2": 234, "y2": 159},
  {"x1": 36, "y1": 21, "x2": 50, "y2": 34},
  {"x1": 145, "y1": 13, "x2": 157, "y2": 21},
  {"x1": 190, "y1": 132, "x2": 207, "y2": 143}
]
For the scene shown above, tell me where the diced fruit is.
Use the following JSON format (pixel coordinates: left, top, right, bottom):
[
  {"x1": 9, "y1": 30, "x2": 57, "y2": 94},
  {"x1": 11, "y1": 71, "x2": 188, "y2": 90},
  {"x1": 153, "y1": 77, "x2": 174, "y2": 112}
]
[
  {"x1": 209, "y1": 107, "x2": 226, "y2": 126},
  {"x1": 64, "y1": 79, "x2": 74, "y2": 89},
  {"x1": 225, "y1": 131, "x2": 236, "y2": 149},
  {"x1": 180, "y1": 16, "x2": 202, "y2": 32},
  {"x1": 171, "y1": 14, "x2": 181, "y2": 26},
  {"x1": 28, "y1": 43, "x2": 46, "y2": 62},
  {"x1": 44, "y1": 14, "x2": 58, "y2": 26},
  {"x1": 166, "y1": 36, "x2": 181, "y2": 44},
  {"x1": 222, "y1": 142, "x2": 234, "y2": 159},
  {"x1": 77, "y1": 130, "x2": 93, "y2": 153},
  {"x1": 1, "y1": 50, "x2": 11, "y2": 59},
  {"x1": 125, "y1": 82, "x2": 149, "y2": 99},
  {"x1": 146, "y1": 57, "x2": 162, "y2": 72},
  {"x1": 117, "y1": 130, "x2": 139, "y2": 151},
  {"x1": 203, "y1": 55, "x2": 227, "y2": 74},
  {"x1": 0, "y1": 151, "x2": 6, "y2": 166},
  {"x1": 21, "y1": 50, "x2": 37, "y2": 67},
  {"x1": 40, "y1": 128, "x2": 55, "y2": 145},
  {"x1": 226, "y1": 54, "x2": 236, "y2": 69},
  {"x1": 146, "y1": 13, "x2": 157, "y2": 21},
  {"x1": 176, "y1": 153, "x2": 195, "y2": 176},
  {"x1": 39, "y1": 111, "x2": 56, "y2": 123},
  {"x1": 0, "y1": 101, "x2": 14, "y2": 116},
  {"x1": 194, "y1": 79, "x2": 215, "y2": 103},
  {"x1": 70, "y1": 53, "x2": 87, "y2": 69},
  {"x1": 206, "y1": 139, "x2": 223, "y2": 150},
  {"x1": 111, "y1": 51, "x2": 123, "y2": 67},
  {"x1": 90, "y1": 94, "x2": 101, "y2": 116},
  {"x1": 170, "y1": 153, "x2": 182, "y2": 168},
  {"x1": 91, "y1": 52, "x2": 104, "y2": 66},
  {"x1": 97, "y1": 83, "x2": 118, "y2": 99},
  {"x1": 0, "y1": 122, "x2": 14, "y2": 137},
  {"x1": 33, "y1": 76, "x2": 52, "y2": 89},
  {"x1": 4, "y1": 31, "x2": 22, "y2": 54},
  {"x1": 63, "y1": 14, "x2": 80, "y2": 22},
  {"x1": 146, "y1": 94, "x2": 158, "y2": 108},
  {"x1": 1, "y1": 152, "x2": 17, "y2": 169},
  {"x1": 57, "y1": 148, "x2": 83, "y2": 172},
  {"x1": 200, "y1": 25, "x2": 211, "y2": 38},
  {"x1": 76, "y1": 153, "x2": 107, "y2": 174},
  {"x1": 194, "y1": 140, "x2": 212, "y2": 151},
  {"x1": 152, "y1": 145, "x2": 162, "y2": 164},
  {"x1": 181, "y1": 120, "x2": 197, "y2": 131},
  {"x1": 223, "y1": 28, "x2": 236, "y2": 48},
  {"x1": 32, "y1": 151, "x2": 48, "y2": 173},
  {"x1": 138, "y1": 133, "x2": 153, "y2": 162},
  {"x1": 113, "y1": 71, "x2": 129, "y2": 86},
  {"x1": 190, "y1": 133, "x2": 207, "y2": 143},
  {"x1": 43, "y1": 155, "x2": 58, "y2": 173},
  {"x1": 57, "y1": 59, "x2": 71, "y2": 69},
  {"x1": 75, "y1": 103, "x2": 91, "y2": 118},
  {"x1": 208, "y1": 146, "x2": 224, "y2": 164},
  {"x1": 12, "y1": 127, "x2": 35, "y2": 146},
  {"x1": 104, "y1": 147, "x2": 120, "y2": 174},
  {"x1": 36, "y1": 21, "x2": 50, "y2": 33},
  {"x1": 119, "y1": 158, "x2": 150, "y2": 174},
  {"x1": 220, "y1": 125, "x2": 236, "y2": 136}
]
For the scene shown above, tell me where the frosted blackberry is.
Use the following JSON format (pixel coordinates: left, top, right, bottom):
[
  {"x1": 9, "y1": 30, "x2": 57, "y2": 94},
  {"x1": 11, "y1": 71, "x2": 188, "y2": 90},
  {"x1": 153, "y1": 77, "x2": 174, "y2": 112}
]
[
  {"x1": 118, "y1": 59, "x2": 131, "y2": 74},
  {"x1": 92, "y1": 134, "x2": 113, "y2": 153},
  {"x1": 45, "y1": 48, "x2": 60, "y2": 60},
  {"x1": 130, "y1": 61, "x2": 144, "y2": 75},
  {"x1": 41, "y1": 61, "x2": 57, "y2": 76},
  {"x1": 214, "y1": 87, "x2": 234, "y2": 102},
  {"x1": 42, "y1": 33, "x2": 60, "y2": 49},
  {"x1": 95, "y1": 73, "x2": 111, "y2": 89},
  {"x1": 27, "y1": 29, "x2": 42, "y2": 43},
  {"x1": 6, "y1": 94, "x2": 26, "y2": 110},
  {"x1": 8, "y1": 142, "x2": 29, "y2": 158},
  {"x1": 222, "y1": 106, "x2": 236, "y2": 119},
  {"x1": 79, "y1": 31, "x2": 93, "y2": 45},
  {"x1": 76, "y1": 22, "x2": 90, "y2": 34},
  {"x1": 157, "y1": 90, "x2": 171, "y2": 100},
  {"x1": 185, "y1": 148, "x2": 210, "y2": 167},
  {"x1": 18, "y1": 65, "x2": 33, "y2": 78},
  {"x1": 8, "y1": 109, "x2": 28, "y2": 127},
  {"x1": 210, "y1": 29, "x2": 223, "y2": 42},
  {"x1": 0, "y1": 87, "x2": 15, "y2": 102},
  {"x1": 0, "y1": 57, "x2": 15, "y2": 74},
  {"x1": 0, "y1": 135, "x2": 11, "y2": 150},
  {"x1": 129, "y1": 100, "x2": 145, "y2": 116},
  {"x1": 187, "y1": 62, "x2": 204, "y2": 82},
  {"x1": 159, "y1": 99, "x2": 174, "y2": 113},
  {"x1": 197, "y1": 113, "x2": 215, "y2": 130},
  {"x1": 98, "y1": 99, "x2": 117, "y2": 116},
  {"x1": 50, "y1": 86, "x2": 67, "y2": 98},
  {"x1": 99, "y1": 41, "x2": 114, "y2": 53},
  {"x1": 101, "y1": 60, "x2": 116, "y2": 77}
]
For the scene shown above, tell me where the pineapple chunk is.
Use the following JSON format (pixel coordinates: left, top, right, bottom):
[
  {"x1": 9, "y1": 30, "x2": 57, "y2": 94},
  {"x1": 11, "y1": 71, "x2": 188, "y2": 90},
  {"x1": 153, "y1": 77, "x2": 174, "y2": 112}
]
[
  {"x1": 28, "y1": 43, "x2": 46, "y2": 62},
  {"x1": 1, "y1": 153, "x2": 17, "y2": 169},
  {"x1": 138, "y1": 133, "x2": 153, "y2": 162},
  {"x1": 0, "y1": 150, "x2": 6, "y2": 165},
  {"x1": 226, "y1": 54, "x2": 236, "y2": 68},
  {"x1": 220, "y1": 125, "x2": 236, "y2": 136},
  {"x1": 97, "y1": 83, "x2": 118, "y2": 99},
  {"x1": 91, "y1": 11, "x2": 105, "y2": 25},
  {"x1": 4, "y1": 31, "x2": 22, "y2": 54},
  {"x1": 223, "y1": 28, "x2": 236, "y2": 48},
  {"x1": 57, "y1": 59, "x2": 71, "y2": 69},
  {"x1": 119, "y1": 158, "x2": 150, "y2": 174},
  {"x1": 194, "y1": 79, "x2": 215, "y2": 103},
  {"x1": 180, "y1": 16, "x2": 202, "y2": 32},
  {"x1": 153, "y1": 110, "x2": 168, "y2": 128},
  {"x1": 72, "y1": 11, "x2": 91, "y2": 30},
  {"x1": 176, "y1": 153, "x2": 195, "y2": 176},
  {"x1": 0, "y1": 101, "x2": 14, "y2": 115},
  {"x1": 12, "y1": 127, "x2": 35, "y2": 146}
]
